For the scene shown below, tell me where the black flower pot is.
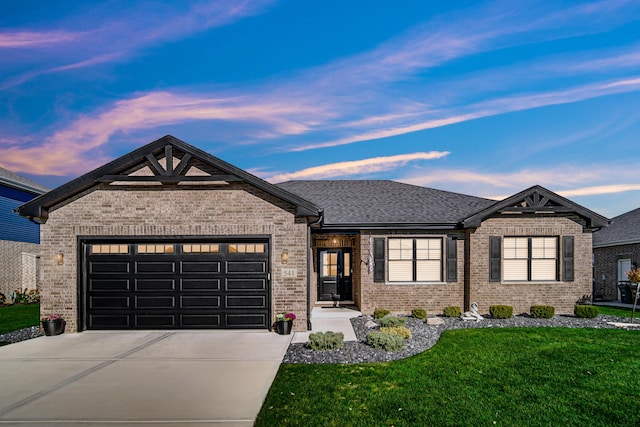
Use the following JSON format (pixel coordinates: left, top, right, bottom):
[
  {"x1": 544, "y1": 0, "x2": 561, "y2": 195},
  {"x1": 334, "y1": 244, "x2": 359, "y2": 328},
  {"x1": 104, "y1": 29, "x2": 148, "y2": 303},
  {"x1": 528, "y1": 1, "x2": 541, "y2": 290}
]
[
  {"x1": 42, "y1": 319, "x2": 65, "y2": 336},
  {"x1": 276, "y1": 320, "x2": 293, "y2": 335}
]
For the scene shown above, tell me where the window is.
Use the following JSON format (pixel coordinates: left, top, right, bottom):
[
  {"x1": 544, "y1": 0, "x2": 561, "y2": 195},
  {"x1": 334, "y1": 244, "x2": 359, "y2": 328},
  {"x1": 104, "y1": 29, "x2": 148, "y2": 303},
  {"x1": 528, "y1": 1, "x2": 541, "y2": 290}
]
[
  {"x1": 137, "y1": 244, "x2": 175, "y2": 254},
  {"x1": 183, "y1": 243, "x2": 220, "y2": 253},
  {"x1": 91, "y1": 244, "x2": 129, "y2": 254},
  {"x1": 388, "y1": 238, "x2": 441, "y2": 282},
  {"x1": 503, "y1": 237, "x2": 557, "y2": 281},
  {"x1": 228, "y1": 243, "x2": 265, "y2": 253}
]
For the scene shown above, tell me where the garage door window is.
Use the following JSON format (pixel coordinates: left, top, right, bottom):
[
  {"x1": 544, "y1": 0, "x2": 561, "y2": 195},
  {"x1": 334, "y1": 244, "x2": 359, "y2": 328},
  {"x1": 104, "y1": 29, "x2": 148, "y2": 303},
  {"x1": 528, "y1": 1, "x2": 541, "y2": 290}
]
[
  {"x1": 229, "y1": 243, "x2": 265, "y2": 253},
  {"x1": 183, "y1": 243, "x2": 220, "y2": 253},
  {"x1": 137, "y1": 244, "x2": 175, "y2": 254},
  {"x1": 91, "y1": 244, "x2": 129, "y2": 254}
]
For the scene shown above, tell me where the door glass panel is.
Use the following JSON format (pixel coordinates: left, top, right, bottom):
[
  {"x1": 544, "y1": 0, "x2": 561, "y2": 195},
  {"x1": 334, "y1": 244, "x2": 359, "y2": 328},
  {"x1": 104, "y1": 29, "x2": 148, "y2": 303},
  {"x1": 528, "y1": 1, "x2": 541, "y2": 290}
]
[
  {"x1": 343, "y1": 252, "x2": 350, "y2": 277},
  {"x1": 321, "y1": 252, "x2": 338, "y2": 277}
]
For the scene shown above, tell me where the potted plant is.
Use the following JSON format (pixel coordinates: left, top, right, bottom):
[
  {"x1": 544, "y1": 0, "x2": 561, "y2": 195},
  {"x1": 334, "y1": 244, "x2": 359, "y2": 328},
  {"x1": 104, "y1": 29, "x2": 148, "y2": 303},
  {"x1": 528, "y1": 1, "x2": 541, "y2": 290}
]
[
  {"x1": 41, "y1": 314, "x2": 66, "y2": 336},
  {"x1": 275, "y1": 312, "x2": 296, "y2": 335}
]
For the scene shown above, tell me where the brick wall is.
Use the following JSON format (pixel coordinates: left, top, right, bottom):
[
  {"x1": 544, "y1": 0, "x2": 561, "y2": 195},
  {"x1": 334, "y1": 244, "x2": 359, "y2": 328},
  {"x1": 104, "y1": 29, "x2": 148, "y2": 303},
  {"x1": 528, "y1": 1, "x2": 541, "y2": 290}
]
[
  {"x1": 593, "y1": 243, "x2": 640, "y2": 301},
  {"x1": 0, "y1": 240, "x2": 40, "y2": 299},
  {"x1": 358, "y1": 232, "x2": 465, "y2": 316},
  {"x1": 468, "y1": 216, "x2": 592, "y2": 315},
  {"x1": 40, "y1": 185, "x2": 309, "y2": 332}
]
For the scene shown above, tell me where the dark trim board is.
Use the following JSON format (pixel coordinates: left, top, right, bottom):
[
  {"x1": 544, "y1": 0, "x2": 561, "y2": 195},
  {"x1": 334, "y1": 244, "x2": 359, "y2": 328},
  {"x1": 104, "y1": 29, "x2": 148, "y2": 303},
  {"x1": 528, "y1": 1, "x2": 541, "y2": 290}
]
[{"x1": 77, "y1": 235, "x2": 272, "y2": 331}]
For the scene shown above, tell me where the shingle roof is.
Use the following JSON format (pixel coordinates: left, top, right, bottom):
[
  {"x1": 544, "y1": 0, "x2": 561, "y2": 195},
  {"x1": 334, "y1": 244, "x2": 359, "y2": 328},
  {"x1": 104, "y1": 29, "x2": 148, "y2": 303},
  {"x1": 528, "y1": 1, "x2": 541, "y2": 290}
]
[
  {"x1": 276, "y1": 180, "x2": 496, "y2": 228},
  {"x1": 0, "y1": 166, "x2": 49, "y2": 195},
  {"x1": 593, "y1": 207, "x2": 640, "y2": 247}
]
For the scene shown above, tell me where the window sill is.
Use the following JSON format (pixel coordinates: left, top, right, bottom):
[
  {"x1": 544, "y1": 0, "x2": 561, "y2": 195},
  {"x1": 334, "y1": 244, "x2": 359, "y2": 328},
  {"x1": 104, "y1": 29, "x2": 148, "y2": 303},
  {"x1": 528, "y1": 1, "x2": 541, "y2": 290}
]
[
  {"x1": 501, "y1": 281, "x2": 562, "y2": 285},
  {"x1": 385, "y1": 281, "x2": 447, "y2": 285}
]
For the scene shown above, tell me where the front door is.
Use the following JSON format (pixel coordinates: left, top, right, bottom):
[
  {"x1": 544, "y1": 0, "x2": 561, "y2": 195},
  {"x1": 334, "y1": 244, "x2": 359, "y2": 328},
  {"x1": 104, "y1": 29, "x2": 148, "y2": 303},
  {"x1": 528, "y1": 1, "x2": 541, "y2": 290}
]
[{"x1": 318, "y1": 249, "x2": 352, "y2": 301}]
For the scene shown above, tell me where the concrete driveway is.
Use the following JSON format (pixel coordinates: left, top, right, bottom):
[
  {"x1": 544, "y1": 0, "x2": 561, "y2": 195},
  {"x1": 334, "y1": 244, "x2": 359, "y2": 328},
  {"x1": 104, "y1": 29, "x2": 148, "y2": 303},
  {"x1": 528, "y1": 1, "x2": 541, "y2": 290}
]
[{"x1": 0, "y1": 330, "x2": 292, "y2": 426}]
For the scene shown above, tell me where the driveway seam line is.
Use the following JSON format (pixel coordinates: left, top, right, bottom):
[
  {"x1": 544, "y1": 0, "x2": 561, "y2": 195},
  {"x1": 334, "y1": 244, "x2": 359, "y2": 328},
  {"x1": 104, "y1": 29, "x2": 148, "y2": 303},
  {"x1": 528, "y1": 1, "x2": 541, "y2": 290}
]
[{"x1": 0, "y1": 333, "x2": 174, "y2": 418}]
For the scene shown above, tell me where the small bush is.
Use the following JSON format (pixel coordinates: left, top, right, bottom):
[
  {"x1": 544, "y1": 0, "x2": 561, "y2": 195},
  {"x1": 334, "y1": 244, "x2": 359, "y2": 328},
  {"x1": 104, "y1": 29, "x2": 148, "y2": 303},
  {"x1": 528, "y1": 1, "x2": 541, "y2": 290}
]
[
  {"x1": 308, "y1": 331, "x2": 344, "y2": 350},
  {"x1": 411, "y1": 308, "x2": 427, "y2": 319},
  {"x1": 10, "y1": 288, "x2": 39, "y2": 305},
  {"x1": 380, "y1": 326, "x2": 412, "y2": 339},
  {"x1": 379, "y1": 316, "x2": 406, "y2": 327},
  {"x1": 490, "y1": 305, "x2": 513, "y2": 319},
  {"x1": 373, "y1": 308, "x2": 390, "y2": 319},
  {"x1": 366, "y1": 331, "x2": 404, "y2": 351},
  {"x1": 530, "y1": 305, "x2": 555, "y2": 319},
  {"x1": 443, "y1": 306, "x2": 461, "y2": 317},
  {"x1": 574, "y1": 304, "x2": 598, "y2": 319},
  {"x1": 0, "y1": 292, "x2": 5, "y2": 304}
]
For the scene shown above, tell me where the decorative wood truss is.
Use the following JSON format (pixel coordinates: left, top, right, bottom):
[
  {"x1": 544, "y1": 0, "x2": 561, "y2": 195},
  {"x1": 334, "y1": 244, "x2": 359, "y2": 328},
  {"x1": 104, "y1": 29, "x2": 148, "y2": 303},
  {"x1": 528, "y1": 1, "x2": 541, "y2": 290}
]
[{"x1": 97, "y1": 145, "x2": 242, "y2": 185}]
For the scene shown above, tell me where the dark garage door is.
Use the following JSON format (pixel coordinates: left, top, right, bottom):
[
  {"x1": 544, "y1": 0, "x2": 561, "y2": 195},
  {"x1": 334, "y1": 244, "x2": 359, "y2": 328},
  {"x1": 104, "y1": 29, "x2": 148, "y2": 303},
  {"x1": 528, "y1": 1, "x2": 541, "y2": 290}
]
[{"x1": 82, "y1": 240, "x2": 270, "y2": 329}]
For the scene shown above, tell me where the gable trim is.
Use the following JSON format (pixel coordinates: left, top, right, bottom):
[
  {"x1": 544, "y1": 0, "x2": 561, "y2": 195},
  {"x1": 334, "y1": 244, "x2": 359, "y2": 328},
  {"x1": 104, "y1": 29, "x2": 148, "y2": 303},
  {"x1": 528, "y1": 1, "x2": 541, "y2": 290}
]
[
  {"x1": 17, "y1": 135, "x2": 320, "y2": 222},
  {"x1": 462, "y1": 185, "x2": 609, "y2": 229}
]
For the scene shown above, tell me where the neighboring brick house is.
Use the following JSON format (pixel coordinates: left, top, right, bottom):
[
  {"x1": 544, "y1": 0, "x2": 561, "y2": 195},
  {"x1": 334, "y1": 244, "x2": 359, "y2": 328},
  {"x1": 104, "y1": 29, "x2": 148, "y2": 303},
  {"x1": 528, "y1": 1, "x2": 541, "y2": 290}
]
[
  {"x1": 17, "y1": 135, "x2": 609, "y2": 332},
  {"x1": 0, "y1": 166, "x2": 49, "y2": 299},
  {"x1": 593, "y1": 207, "x2": 640, "y2": 302}
]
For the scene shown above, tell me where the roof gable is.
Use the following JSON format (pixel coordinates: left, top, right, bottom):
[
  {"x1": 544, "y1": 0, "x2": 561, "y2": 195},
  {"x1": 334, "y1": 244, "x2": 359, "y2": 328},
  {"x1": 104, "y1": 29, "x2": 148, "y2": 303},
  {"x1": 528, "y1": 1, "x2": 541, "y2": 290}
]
[
  {"x1": 17, "y1": 135, "x2": 319, "y2": 222},
  {"x1": 462, "y1": 185, "x2": 609, "y2": 228}
]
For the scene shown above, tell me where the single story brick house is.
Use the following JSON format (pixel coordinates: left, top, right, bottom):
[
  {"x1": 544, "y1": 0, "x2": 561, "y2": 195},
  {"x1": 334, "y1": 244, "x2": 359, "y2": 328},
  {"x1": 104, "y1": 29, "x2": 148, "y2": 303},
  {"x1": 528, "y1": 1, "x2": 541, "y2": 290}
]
[
  {"x1": 592, "y1": 207, "x2": 640, "y2": 302},
  {"x1": 17, "y1": 135, "x2": 609, "y2": 332},
  {"x1": 0, "y1": 166, "x2": 48, "y2": 299}
]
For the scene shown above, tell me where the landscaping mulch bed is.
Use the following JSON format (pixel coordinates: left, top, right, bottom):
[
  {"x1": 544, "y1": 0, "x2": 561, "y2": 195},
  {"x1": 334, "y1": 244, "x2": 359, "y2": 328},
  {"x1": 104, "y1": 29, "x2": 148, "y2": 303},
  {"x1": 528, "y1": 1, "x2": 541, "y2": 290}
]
[
  {"x1": 0, "y1": 326, "x2": 43, "y2": 345},
  {"x1": 282, "y1": 314, "x2": 634, "y2": 364}
]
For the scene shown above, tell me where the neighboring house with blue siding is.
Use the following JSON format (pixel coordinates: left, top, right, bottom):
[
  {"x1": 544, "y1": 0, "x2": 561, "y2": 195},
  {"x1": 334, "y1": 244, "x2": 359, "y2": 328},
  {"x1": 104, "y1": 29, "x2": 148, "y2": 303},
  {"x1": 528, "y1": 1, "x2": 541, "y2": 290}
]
[{"x1": 0, "y1": 166, "x2": 49, "y2": 299}]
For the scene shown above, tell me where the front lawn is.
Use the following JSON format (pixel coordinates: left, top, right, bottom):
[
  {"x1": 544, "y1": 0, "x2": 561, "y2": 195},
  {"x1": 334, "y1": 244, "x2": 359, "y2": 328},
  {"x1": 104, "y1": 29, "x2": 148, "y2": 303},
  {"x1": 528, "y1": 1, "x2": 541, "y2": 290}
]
[
  {"x1": 596, "y1": 305, "x2": 636, "y2": 318},
  {"x1": 0, "y1": 304, "x2": 40, "y2": 334},
  {"x1": 256, "y1": 328, "x2": 640, "y2": 427}
]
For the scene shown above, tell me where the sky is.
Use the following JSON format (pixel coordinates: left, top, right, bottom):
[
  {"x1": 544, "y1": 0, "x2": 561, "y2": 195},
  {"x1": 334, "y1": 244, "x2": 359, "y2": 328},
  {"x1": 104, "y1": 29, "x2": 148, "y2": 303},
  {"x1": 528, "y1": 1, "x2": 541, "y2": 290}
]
[{"x1": 1, "y1": 0, "x2": 640, "y2": 219}]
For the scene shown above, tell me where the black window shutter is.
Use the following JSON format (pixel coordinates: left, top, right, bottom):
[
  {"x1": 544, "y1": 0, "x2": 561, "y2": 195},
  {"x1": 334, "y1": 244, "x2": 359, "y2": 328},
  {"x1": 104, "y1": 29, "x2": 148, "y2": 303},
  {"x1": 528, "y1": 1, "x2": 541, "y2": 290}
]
[
  {"x1": 373, "y1": 238, "x2": 385, "y2": 282},
  {"x1": 489, "y1": 236, "x2": 501, "y2": 282},
  {"x1": 446, "y1": 237, "x2": 457, "y2": 282},
  {"x1": 562, "y1": 236, "x2": 574, "y2": 282}
]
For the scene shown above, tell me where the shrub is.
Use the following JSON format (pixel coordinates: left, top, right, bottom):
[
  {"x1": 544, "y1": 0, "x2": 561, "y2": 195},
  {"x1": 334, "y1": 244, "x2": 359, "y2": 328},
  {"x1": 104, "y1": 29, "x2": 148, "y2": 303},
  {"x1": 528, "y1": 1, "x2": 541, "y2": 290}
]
[
  {"x1": 380, "y1": 326, "x2": 412, "y2": 339},
  {"x1": 373, "y1": 308, "x2": 390, "y2": 319},
  {"x1": 411, "y1": 308, "x2": 427, "y2": 319},
  {"x1": 379, "y1": 316, "x2": 406, "y2": 327},
  {"x1": 490, "y1": 305, "x2": 513, "y2": 319},
  {"x1": 0, "y1": 292, "x2": 5, "y2": 304},
  {"x1": 443, "y1": 306, "x2": 461, "y2": 317},
  {"x1": 530, "y1": 305, "x2": 555, "y2": 319},
  {"x1": 366, "y1": 331, "x2": 404, "y2": 351},
  {"x1": 10, "y1": 288, "x2": 39, "y2": 305},
  {"x1": 574, "y1": 304, "x2": 598, "y2": 319},
  {"x1": 308, "y1": 331, "x2": 344, "y2": 351}
]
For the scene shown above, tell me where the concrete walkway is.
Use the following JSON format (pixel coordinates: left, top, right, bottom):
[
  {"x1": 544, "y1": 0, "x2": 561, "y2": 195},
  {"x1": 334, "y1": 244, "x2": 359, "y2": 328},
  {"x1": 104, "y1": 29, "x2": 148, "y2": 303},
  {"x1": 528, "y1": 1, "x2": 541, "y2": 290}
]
[
  {"x1": 291, "y1": 306, "x2": 361, "y2": 344},
  {"x1": 0, "y1": 330, "x2": 292, "y2": 426}
]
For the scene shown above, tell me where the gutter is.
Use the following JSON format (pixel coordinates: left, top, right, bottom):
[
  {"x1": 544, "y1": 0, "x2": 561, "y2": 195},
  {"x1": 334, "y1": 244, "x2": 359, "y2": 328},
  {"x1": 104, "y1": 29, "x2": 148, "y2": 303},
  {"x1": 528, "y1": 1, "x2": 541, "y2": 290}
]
[{"x1": 306, "y1": 211, "x2": 324, "y2": 331}]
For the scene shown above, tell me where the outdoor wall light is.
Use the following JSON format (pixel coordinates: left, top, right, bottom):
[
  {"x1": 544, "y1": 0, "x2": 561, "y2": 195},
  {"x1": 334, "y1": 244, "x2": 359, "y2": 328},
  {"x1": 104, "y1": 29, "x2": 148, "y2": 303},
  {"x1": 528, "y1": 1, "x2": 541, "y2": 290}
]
[
  {"x1": 55, "y1": 253, "x2": 64, "y2": 265},
  {"x1": 281, "y1": 249, "x2": 289, "y2": 264}
]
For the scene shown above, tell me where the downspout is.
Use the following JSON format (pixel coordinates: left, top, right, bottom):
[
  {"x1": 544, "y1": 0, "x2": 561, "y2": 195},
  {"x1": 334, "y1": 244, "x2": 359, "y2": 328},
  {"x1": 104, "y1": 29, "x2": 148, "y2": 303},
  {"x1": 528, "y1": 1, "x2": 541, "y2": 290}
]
[
  {"x1": 464, "y1": 229, "x2": 472, "y2": 312},
  {"x1": 307, "y1": 211, "x2": 324, "y2": 331}
]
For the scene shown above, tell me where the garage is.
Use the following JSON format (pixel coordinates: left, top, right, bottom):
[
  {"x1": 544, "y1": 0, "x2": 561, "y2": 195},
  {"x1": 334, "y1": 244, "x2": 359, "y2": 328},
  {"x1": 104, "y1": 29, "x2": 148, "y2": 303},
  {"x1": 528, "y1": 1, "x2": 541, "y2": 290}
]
[{"x1": 81, "y1": 239, "x2": 270, "y2": 330}]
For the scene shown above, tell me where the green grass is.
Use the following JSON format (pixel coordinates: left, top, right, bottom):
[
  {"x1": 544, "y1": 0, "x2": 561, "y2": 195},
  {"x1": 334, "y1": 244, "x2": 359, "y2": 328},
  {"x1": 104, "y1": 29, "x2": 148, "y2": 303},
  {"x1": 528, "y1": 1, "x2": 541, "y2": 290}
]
[
  {"x1": 596, "y1": 305, "x2": 637, "y2": 318},
  {"x1": 0, "y1": 304, "x2": 40, "y2": 334},
  {"x1": 256, "y1": 328, "x2": 640, "y2": 427}
]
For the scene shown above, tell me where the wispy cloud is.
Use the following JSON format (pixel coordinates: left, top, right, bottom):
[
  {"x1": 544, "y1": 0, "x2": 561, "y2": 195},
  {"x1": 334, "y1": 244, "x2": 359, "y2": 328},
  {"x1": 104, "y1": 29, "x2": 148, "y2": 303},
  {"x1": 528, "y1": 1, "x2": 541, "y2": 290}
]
[
  {"x1": 265, "y1": 152, "x2": 450, "y2": 182},
  {"x1": 0, "y1": 0, "x2": 274, "y2": 87},
  {"x1": 0, "y1": 30, "x2": 81, "y2": 48},
  {"x1": 400, "y1": 163, "x2": 640, "y2": 200},
  {"x1": 0, "y1": 91, "x2": 327, "y2": 175}
]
